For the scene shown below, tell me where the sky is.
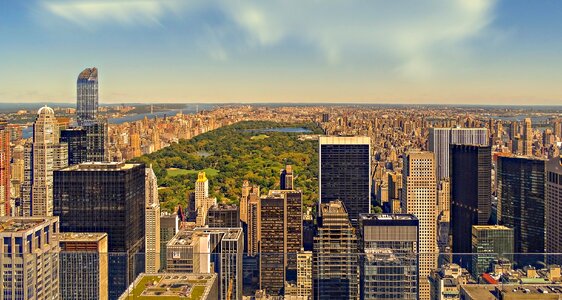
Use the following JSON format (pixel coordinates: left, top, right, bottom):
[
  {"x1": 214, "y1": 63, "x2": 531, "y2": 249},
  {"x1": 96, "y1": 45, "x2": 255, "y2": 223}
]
[{"x1": 1, "y1": 0, "x2": 562, "y2": 105}]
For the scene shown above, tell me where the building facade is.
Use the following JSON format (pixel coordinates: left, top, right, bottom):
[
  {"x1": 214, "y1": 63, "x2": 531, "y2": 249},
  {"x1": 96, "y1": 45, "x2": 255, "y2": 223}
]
[
  {"x1": 207, "y1": 204, "x2": 240, "y2": 228},
  {"x1": 145, "y1": 167, "x2": 161, "y2": 273},
  {"x1": 0, "y1": 120, "x2": 10, "y2": 216},
  {"x1": 546, "y1": 156, "x2": 562, "y2": 265},
  {"x1": 60, "y1": 127, "x2": 88, "y2": 165},
  {"x1": 57, "y1": 232, "x2": 109, "y2": 300},
  {"x1": 319, "y1": 136, "x2": 371, "y2": 224},
  {"x1": 53, "y1": 162, "x2": 145, "y2": 299},
  {"x1": 471, "y1": 225, "x2": 514, "y2": 277},
  {"x1": 159, "y1": 212, "x2": 178, "y2": 271},
  {"x1": 497, "y1": 155, "x2": 546, "y2": 267},
  {"x1": 77, "y1": 67, "x2": 98, "y2": 125}
]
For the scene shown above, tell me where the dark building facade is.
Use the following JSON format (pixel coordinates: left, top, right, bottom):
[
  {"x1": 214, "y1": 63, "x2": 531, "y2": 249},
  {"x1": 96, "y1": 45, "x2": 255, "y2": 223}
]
[
  {"x1": 358, "y1": 214, "x2": 419, "y2": 300},
  {"x1": 206, "y1": 204, "x2": 240, "y2": 228},
  {"x1": 319, "y1": 136, "x2": 371, "y2": 224},
  {"x1": 83, "y1": 120, "x2": 108, "y2": 162},
  {"x1": 259, "y1": 193, "x2": 285, "y2": 295},
  {"x1": 450, "y1": 144, "x2": 491, "y2": 269},
  {"x1": 313, "y1": 200, "x2": 359, "y2": 300},
  {"x1": 60, "y1": 127, "x2": 88, "y2": 165},
  {"x1": 77, "y1": 67, "x2": 98, "y2": 126},
  {"x1": 497, "y1": 156, "x2": 546, "y2": 267},
  {"x1": 280, "y1": 165, "x2": 294, "y2": 190},
  {"x1": 53, "y1": 162, "x2": 145, "y2": 300}
]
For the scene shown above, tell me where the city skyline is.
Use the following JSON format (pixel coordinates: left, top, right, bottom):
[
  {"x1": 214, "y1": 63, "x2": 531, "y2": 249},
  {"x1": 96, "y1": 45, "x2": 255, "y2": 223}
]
[{"x1": 3, "y1": 1, "x2": 562, "y2": 104}]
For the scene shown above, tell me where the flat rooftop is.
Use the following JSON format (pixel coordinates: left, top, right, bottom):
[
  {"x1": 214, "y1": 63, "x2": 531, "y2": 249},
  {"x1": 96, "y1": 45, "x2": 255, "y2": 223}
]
[
  {"x1": 319, "y1": 135, "x2": 370, "y2": 145},
  {"x1": 359, "y1": 214, "x2": 418, "y2": 221},
  {"x1": 120, "y1": 273, "x2": 216, "y2": 300},
  {"x1": 168, "y1": 231, "x2": 194, "y2": 247},
  {"x1": 56, "y1": 232, "x2": 107, "y2": 242},
  {"x1": 0, "y1": 217, "x2": 55, "y2": 233},
  {"x1": 59, "y1": 162, "x2": 139, "y2": 171},
  {"x1": 472, "y1": 225, "x2": 512, "y2": 231},
  {"x1": 461, "y1": 284, "x2": 562, "y2": 299}
]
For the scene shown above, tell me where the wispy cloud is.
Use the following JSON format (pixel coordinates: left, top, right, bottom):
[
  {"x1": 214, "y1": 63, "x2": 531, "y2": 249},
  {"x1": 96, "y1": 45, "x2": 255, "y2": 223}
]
[{"x1": 40, "y1": 0, "x2": 499, "y2": 78}]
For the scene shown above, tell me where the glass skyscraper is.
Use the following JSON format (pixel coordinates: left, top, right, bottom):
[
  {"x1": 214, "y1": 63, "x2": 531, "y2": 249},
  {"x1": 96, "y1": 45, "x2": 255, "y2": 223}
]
[
  {"x1": 53, "y1": 162, "x2": 145, "y2": 300},
  {"x1": 319, "y1": 136, "x2": 371, "y2": 224},
  {"x1": 77, "y1": 68, "x2": 98, "y2": 126}
]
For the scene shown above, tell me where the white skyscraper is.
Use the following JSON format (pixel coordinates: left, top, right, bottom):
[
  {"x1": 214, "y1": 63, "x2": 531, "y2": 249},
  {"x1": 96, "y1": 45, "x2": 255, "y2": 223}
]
[
  {"x1": 195, "y1": 172, "x2": 216, "y2": 226},
  {"x1": 25, "y1": 106, "x2": 68, "y2": 217},
  {"x1": 428, "y1": 127, "x2": 488, "y2": 181},
  {"x1": 145, "y1": 166, "x2": 161, "y2": 273},
  {"x1": 401, "y1": 151, "x2": 438, "y2": 300}
]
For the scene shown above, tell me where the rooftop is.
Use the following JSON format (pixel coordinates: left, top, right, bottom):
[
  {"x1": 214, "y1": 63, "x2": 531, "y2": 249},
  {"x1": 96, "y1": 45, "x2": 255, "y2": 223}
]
[
  {"x1": 59, "y1": 162, "x2": 139, "y2": 171},
  {"x1": 78, "y1": 67, "x2": 98, "y2": 81},
  {"x1": 461, "y1": 284, "x2": 562, "y2": 299},
  {"x1": 319, "y1": 135, "x2": 370, "y2": 145},
  {"x1": 0, "y1": 217, "x2": 56, "y2": 233},
  {"x1": 56, "y1": 232, "x2": 107, "y2": 242},
  {"x1": 472, "y1": 225, "x2": 513, "y2": 231},
  {"x1": 359, "y1": 213, "x2": 418, "y2": 221},
  {"x1": 119, "y1": 273, "x2": 217, "y2": 300}
]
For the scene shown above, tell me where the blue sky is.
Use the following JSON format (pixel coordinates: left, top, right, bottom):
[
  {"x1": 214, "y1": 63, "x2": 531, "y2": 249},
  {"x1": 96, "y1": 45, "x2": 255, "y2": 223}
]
[{"x1": 1, "y1": 0, "x2": 562, "y2": 105}]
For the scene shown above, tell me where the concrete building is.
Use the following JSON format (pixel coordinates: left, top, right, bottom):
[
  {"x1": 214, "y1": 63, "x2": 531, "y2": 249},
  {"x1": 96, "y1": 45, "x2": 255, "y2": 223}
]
[
  {"x1": 313, "y1": 200, "x2": 359, "y2": 300},
  {"x1": 523, "y1": 118, "x2": 533, "y2": 156},
  {"x1": 296, "y1": 250, "x2": 312, "y2": 299},
  {"x1": 401, "y1": 151, "x2": 438, "y2": 300},
  {"x1": 460, "y1": 284, "x2": 562, "y2": 300},
  {"x1": 429, "y1": 263, "x2": 474, "y2": 300},
  {"x1": 159, "y1": 212, "x2": 178, "y2": 271},
  {"x1": 57, "y1": 232, "x2": 109, "y2": 300},
  {"x1": 145, "y1": 167, "x2": 161, "y2": 273},
  {"x1": 0, "y1": 120, "x2": 10, "y2": 216},
  {"x1": 0, "y1": 216, "x2": 60, "y2": 300},
  {"x1": 195, "y1": 172, "x2": 217, "y2": 226},
  {"x1": 280, "y1": 165, "x2": 294, "y2": 190},
  {"x1": 319, "y1": 136, "x2": 371, "y2": 224}
]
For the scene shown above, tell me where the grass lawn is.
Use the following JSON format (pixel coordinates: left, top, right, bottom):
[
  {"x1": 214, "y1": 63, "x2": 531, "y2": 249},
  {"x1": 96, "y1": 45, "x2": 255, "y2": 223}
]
[
  {"x1": 124, "y1": 275, "x2": 207, "y2": 300},
  {"x1": 250, "y1": 134, "x2": 269, "y2": 140},
  {"x1": 166, "y1": 168, "x2": 219, "y2": 177}
]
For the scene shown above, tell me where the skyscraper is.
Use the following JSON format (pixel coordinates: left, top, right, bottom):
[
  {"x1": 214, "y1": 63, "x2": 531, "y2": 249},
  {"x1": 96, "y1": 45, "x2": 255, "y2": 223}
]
[
  {"x1": 60, "y1": 127, "x2": 88, "y2": 165},
  {"x1": 358, "y1": 214, "x2": 419, "y2": 300},
  {"x1": 77, "y1": 67, "x2": 98, "y2": 125},
  {"x1": 313, "y1": 200, "x2": 359, "y2": 300},
  {"x1": 26, "y1": 106, "x2": 68, "y2": 217},
  {"x1": 145, "y1": 167, "x2": 161, "y2": 273},
  {"x1": 159, "y1": 212, "x2": 178, "y2": 271},
  {"x1": 546, "y1": 156, "x2": 562, "y2": 265},
  {"x1": 523, "y1": 118, "x2": 533, "y2": 156},
  {"x1": 54, "y1": 162, "x2": 145, "y2": 299},
  {"x1": 428, "y1": 127, "x2": 488, "y2": 181},
  {"x1": 195, "y1": 172, "x2": 216, "y2": 226},
  {"x1": 319, "y1": 136, "x2": 371, "y2": 224},
  {"x1": 57, "y1": 232, "x2": 109, "y2": 300},
  {"x1": 0, "y1": 216, "x2": 60, "y2": 300},
  {"x1": 0, "y1": 120, "x2": 10, "y2": 216},
  {"x1": 247, "y1": 188, "x2": 261, "y2": 257},
  {"x1": 497, "y1": 155, "x2": 546, "y2": 267},
  {"x1": 297, "y1": 250, "x2": 313, "y2": 299},
  {"x1": 450, "y1": 144, "x2": 491, "y2": 269},
  {"x1": 280, "y1": 164, "x2": 294, "y2": 190},
  {"x1": 471, "y1": 225, "x2": 514, "y2": 277},
  {"x1": 84, "y1": 120, "x2": 109, "y2": 162},
  {"x1": 401, "y1": 151, "x2": 437, "y2": 300},
  {"x1": 259, "y1": 192, "x2": 285, "y2": 295},
  {"x1": 206, "y1": 204, "x2": 240, "y2": 228}
]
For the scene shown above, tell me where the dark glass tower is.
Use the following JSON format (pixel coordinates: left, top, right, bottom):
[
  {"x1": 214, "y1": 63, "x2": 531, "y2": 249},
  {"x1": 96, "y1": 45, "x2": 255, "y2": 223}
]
[
  {"x1": 84, "y1": 120, "x2": 108, "y2": 162},
  {"x1": 60, "y1": 127, "x2": 88, "y2": 165},
  {"x1": 77, "y1": 68, "x2": 98, "y2": 126},
  {"x1": 450, "y1": 144, "x2": 491, "y2": 269},
  {"x1": 319, "y1": 136, "x2": 371, "y2": 224},
  {"x1": 259, "y1": 193, "x2": 285, "y2": 295},
  {"x1": 53, "y1": 162, "x2": 145, "y2": 300},
  {"x1": 497, "y1": 155, "x2": 546, "y2": 266},
  {"x1": 206, "y1": 203, "x2": 240, "y2": 228}
]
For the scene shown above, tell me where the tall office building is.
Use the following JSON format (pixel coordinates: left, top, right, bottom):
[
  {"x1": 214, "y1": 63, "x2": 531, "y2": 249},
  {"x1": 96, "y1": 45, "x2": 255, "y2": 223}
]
[
  {"x1": 401, "y1": 151, "x2": 437, "y2": 300},
  {"x1": 319, "y1": 136, "x2": 371, "y2": 224},
  {"x1": 26, "y1": 106, "x2": 68, "y2": 217},
  {"x1": 145, "y1": 167, "x2": 161, "y2": 273},
  {"x1": 428, "y1": 127, "x2": 488, "y2": 181},
  {"x1": 77, "y1": 67, "x2": 98, "y2": 125},
  {"x1": 84, "y1": 120, "x2": 109, "y2": 162},
  {"x1": 523, "y1": 118, "x2": 533, "y2": 156},
  {"x1": 195, "y1": 172, "x2": 216, "y2": 226},
  {"x1": 159, "y1": 212, "x2": 178, "y2": 271},
  {"x1": 313, "y1": 200, "x2": 359, "y2": 300},
  {"x1": 0, "y1": 120, "x2": 10, "y2": 216},
  {"x1": 57, "y1": 232, "x2": 109, "y2": 300},
  {"x1": 259, "y1": 192, "x2": 285, "y2": 295},
  {"x1": 0, "y1": 216, "x2": 60, "y2": 300},
  {"x1": 497, "y1": 155, "x2": 546, "y2": 266},
  {"x1": 450, "y1": 144, "x2": 491, "y2": 269},
  {"x1": 207, "y1": 204, "x2": 240, "y2": 228},
  {"x1": 471, "y1": 225, "x2": 514, "y2": 276},
  {"x1": 359, "y1": 214, "x2": 419, "y2": 300},
  {"x1": 247, "y1": 188, "x2": 261, "y2": 257},
  {"x1": 546, "y1": 156, "x2": 562, "y2": 265},
  {"x1": 60, "y1": 127, "x2": 88, "y2": 165},
  {"x1": 297, "y1": 250, "x2": 312, "y2": 299},
  {"x1": 166, "y1": 228, "x2": 243, "y2": 300},
  {"x1": 259, "y1": 190, "x2": 303, "y2": 294},
  {"x1": 280, "y1": 165, "x2": 294, "y2": 190},
  {"x1": 54, "y1": 162, "x2": 145, "y2": 299}
]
